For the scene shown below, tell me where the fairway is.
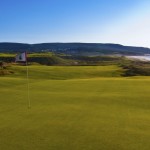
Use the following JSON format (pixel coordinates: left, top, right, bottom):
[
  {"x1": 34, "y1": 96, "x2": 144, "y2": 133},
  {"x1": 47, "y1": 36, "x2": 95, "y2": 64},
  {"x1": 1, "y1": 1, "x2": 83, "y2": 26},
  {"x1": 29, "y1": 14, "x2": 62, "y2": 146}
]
[{"x1": 0, "y1": 65, "x2": 150, "y2": 150}]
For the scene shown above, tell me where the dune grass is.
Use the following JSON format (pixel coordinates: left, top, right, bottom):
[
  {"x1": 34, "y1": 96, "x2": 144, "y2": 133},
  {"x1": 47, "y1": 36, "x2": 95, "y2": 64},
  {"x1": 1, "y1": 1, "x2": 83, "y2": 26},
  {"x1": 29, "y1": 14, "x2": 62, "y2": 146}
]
[{"x1": 0, "y1": 65, "x2": 150, "y2": 150}]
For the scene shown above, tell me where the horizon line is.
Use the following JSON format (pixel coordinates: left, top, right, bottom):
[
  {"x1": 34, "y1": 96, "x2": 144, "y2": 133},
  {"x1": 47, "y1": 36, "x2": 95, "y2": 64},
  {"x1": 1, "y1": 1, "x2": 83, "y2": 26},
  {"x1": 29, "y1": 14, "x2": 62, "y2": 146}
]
[{"x1": 0, "y1": 42, "x2": 149, "y2": 49}]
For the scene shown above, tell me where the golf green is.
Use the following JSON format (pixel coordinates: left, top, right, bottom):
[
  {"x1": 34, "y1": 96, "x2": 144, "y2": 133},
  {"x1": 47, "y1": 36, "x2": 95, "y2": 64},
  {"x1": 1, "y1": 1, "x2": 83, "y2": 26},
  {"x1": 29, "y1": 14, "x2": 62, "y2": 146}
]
[{"x1": 0, "y1": 65, "x2": 150, "y2": 150}]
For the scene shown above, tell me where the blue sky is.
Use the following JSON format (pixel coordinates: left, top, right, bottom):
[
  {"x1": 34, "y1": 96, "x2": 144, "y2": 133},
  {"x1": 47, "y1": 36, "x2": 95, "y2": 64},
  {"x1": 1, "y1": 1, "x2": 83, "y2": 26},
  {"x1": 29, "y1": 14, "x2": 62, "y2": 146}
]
[{"x1": 0, "y1": 0, "x2": 150, "y2": 47}]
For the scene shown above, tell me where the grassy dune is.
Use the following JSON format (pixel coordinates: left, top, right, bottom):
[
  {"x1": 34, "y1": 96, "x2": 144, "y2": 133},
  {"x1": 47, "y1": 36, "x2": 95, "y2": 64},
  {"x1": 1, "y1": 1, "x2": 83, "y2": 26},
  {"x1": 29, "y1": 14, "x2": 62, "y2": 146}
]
[{"x1": 0, "y1": 65, "x2": 150, "y2": 150}]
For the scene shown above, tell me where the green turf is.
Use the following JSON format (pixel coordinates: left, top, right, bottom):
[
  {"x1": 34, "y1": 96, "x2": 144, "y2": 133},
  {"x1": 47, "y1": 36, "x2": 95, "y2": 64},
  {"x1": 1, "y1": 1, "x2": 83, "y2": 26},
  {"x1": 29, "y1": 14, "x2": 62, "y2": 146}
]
[
  {"x1": 7, "y1": 65, "x2": 123, "y2": 79},
  {"x1": 0, "y1": 52, "x2": 53, "y2": 57},
  {"x1": 0, "y1": 65, "x2": 150, "y2": 150}
]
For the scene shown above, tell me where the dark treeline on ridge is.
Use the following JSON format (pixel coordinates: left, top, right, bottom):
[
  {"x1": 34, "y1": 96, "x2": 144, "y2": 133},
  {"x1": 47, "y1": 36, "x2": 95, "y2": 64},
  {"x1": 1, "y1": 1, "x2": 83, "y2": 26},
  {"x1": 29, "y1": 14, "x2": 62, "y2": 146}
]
[{"x1": 0, "y1": 42, "x2": 150, "y2": 55}]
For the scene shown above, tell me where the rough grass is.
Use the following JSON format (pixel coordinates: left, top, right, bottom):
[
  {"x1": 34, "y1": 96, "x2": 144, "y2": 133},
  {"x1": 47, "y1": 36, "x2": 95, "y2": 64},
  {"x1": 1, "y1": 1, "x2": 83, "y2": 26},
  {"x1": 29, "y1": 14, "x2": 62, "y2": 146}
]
[{"x1": 0, "y1": 65, "x2": 150, "y2": 150}]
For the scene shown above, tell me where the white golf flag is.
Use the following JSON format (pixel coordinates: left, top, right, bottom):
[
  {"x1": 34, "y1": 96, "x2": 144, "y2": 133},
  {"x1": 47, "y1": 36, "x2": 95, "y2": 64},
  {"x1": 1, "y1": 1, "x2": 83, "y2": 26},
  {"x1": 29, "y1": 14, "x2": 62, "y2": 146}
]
[{"x1": 15, "y1": 52, "x2": 27, "y2": 62}]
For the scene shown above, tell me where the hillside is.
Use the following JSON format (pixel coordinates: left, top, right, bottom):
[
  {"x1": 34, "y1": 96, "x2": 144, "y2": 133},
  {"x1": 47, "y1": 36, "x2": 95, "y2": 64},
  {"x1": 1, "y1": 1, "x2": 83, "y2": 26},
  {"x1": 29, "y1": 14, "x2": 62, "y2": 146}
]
[{"x1": 0, "y1": 42, "x2": 150, "y2": 55}]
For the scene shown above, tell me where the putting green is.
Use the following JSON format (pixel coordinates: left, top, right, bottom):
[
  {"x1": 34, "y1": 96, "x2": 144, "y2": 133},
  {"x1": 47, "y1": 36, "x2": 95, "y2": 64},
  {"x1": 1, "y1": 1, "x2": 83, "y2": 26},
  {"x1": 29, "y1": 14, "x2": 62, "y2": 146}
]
[{"x1": 0, "y1": 65, "x2": 150, "y2": 150}]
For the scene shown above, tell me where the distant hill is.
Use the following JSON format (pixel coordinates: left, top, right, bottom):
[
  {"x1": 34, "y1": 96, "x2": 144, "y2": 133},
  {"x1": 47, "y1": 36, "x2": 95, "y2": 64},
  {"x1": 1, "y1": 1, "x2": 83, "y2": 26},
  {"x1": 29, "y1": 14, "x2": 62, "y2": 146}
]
[{"x1": 0, "y1": 42, "x2": 150, "y2": 55}]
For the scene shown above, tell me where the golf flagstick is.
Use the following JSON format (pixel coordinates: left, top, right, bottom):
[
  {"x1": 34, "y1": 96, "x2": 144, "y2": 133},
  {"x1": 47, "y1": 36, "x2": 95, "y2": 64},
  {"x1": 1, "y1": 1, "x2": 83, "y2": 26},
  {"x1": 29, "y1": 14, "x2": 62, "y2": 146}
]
[
  {"x1": 25, "y1": 52, "x2": 31, "y2": 108},
  {"x1": 15, "y1": 52, "x2": 31, "y2": 108}
]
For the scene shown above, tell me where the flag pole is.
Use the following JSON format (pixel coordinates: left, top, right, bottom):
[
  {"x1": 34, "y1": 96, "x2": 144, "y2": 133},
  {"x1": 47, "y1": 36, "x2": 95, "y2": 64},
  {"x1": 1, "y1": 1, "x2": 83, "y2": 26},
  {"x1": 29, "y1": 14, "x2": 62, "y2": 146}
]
[{"x1": 25, "y1": 52, "x2": 31, "y2": 108}]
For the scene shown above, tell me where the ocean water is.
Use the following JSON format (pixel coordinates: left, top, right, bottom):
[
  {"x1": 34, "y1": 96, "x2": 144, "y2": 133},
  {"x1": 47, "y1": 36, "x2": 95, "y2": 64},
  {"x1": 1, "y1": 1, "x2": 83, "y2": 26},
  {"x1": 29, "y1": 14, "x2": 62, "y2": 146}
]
[{"x1": 126, "y1": 56, "x2": 150, "y2": 61}]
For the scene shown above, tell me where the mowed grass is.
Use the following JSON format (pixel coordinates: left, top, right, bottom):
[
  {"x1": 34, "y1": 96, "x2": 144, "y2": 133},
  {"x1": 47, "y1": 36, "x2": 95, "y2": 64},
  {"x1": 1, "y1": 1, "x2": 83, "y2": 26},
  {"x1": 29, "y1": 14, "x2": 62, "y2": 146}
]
[
  {"x1": 8, "y1": 65, "x2": 123, "y2": 79},
  {"x1": 0, "y1": 65, "x2": 150, "y2": 150}
]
